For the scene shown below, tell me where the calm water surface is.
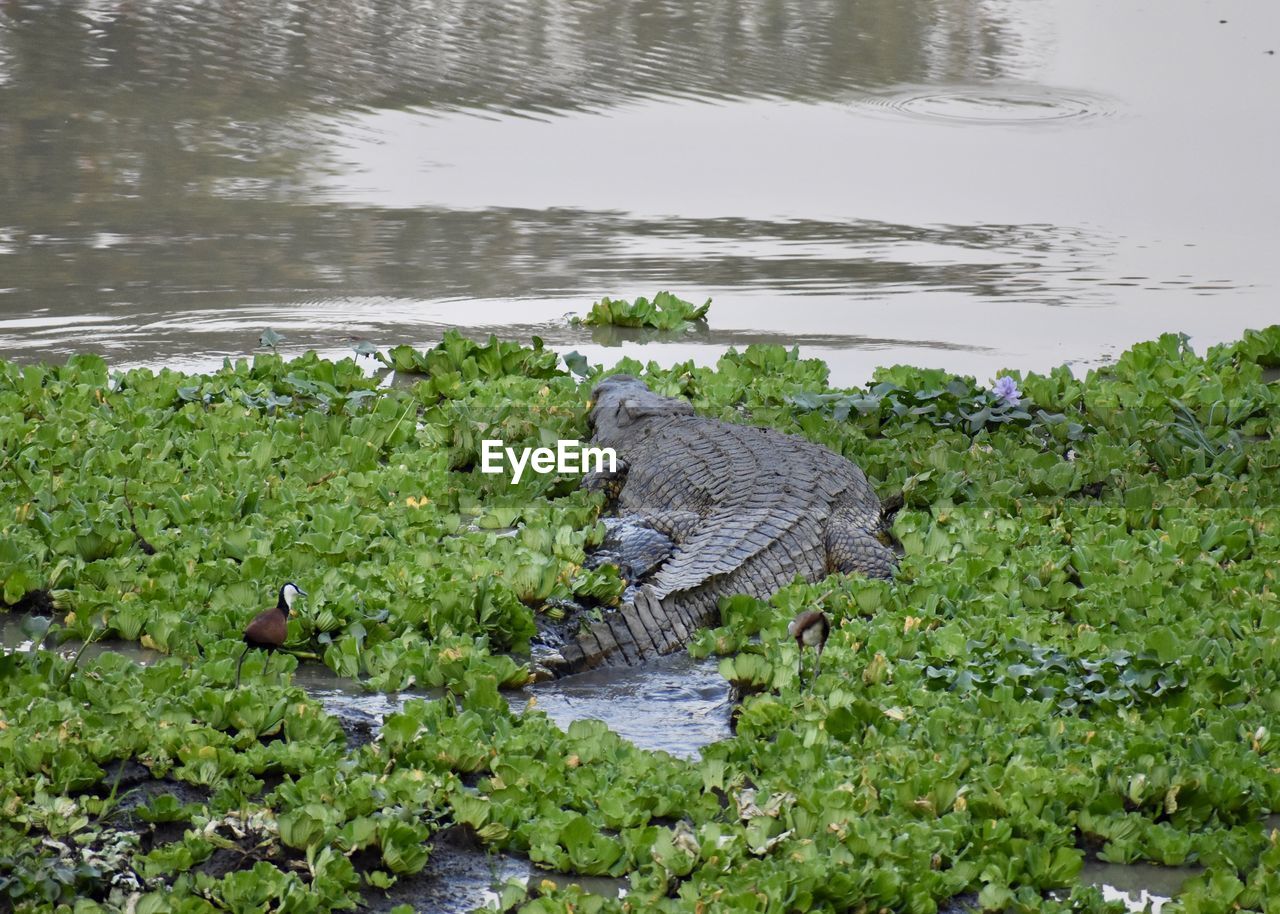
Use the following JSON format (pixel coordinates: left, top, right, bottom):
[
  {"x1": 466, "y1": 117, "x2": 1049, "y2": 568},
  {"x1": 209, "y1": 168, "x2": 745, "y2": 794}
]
[{"x1": 1, "y1": 0, "x2": 1277, "y2": 382}]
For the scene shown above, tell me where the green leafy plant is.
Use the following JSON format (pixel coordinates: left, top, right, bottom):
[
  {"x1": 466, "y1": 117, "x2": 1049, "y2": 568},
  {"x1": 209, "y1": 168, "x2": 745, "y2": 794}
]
[
  {"x1": 1, "y1": 324, "x2": 1279, "y2": 914},
  {"x1": 575, "y1": 291, "x2": 711, "y2": 330}
]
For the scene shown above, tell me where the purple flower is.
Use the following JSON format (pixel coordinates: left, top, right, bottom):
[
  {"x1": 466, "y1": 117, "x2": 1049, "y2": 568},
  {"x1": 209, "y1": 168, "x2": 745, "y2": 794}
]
[{"x1": 991, "y1": 375, "x2": 1021, "y2": 406}]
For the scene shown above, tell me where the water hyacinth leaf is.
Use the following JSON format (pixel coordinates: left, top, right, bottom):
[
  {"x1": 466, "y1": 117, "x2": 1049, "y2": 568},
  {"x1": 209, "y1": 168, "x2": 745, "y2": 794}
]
[
  {"x1": 18, "y1": 614, "x2": 53, "y2": 644},
  {"x1": 718, "y1": 653, "x2": 775, "y2": 692},
  {"x1": 558, "y1": 814, "x2": 624, "y2": 874},
  {"x1": 562, "y1": 350, "x2": 591, "y2": 377},
  {"x1": 259, "y1": 328, "x2": 283, "y2": 348},
  {"x1": 310, "y1": 608, "x2": 343, "y2": 634},
  {"x1": 278, "y1": 805, "x2": 337, "y2": 850},
  {"x1": 379, "y1": 821, "x2": 430, "y2": 875},
  {"x1": 335, "y1": 817, "x2": 379, "y2": 853},
  {"x1": 788, "y1": 391, "x2": 827, "y2": 411},
  {"x1": 825, "y1": 706, "x2": 862, "y2": 742},
  {"x1": 579, "y1": 291, "x2": 711, "y2": 330},
  {"x1": 1, "y1": 327, "x2": 1279, "y2": 911},
  {"x1": 134, "y1": 795, "x2": 199, "y2": 824}
]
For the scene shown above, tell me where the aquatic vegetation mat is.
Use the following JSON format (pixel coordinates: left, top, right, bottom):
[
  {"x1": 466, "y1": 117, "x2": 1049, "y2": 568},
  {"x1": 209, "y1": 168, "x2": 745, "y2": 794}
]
[
  {"x1": 573, "y1": 291, "x2": 711, "y2": 331},
  {"x1": 1, "y1": 325, "x2": 1279, "y2": 913}
]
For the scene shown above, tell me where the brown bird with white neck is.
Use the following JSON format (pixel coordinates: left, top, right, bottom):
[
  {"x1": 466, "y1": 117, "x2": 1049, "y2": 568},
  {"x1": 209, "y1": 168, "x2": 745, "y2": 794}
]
[
  {"x1": 234, "y1": 583, "x2": 304, "y2": 687},
  {"x1": 788, "y1": 609, "x2": 830, "y2": 689}
]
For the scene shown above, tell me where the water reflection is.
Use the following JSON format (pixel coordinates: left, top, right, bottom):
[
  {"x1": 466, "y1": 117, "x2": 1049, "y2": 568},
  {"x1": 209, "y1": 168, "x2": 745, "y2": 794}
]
[
  {"x1": 0, "y1": 614, "x2": 165, "y2": 664},
  {"x1": 0, "y1": 0, "x2": 1043, "y2": 375},
  {"x1": 524, "y1": 651, "x2": 732, "y2": 759},
  {"x1": 1078, "y1": 861, "x2": 1199, "y2": 914},
  {"x1": 0, "y1": 206, "x2": 1109, "y2": 366},
  {"x1": 0, "y1": 0, "x2": 1275, "y2": 382},
  {"x1": 0, "y1": 208, "x2": 1111, "y2": 312},
  {"x1": 0, "y1": 0, "x2": 1022, "y2": 117},
  {"x1": 290, "y1": 651, "x2": 732, "y2": 760}
]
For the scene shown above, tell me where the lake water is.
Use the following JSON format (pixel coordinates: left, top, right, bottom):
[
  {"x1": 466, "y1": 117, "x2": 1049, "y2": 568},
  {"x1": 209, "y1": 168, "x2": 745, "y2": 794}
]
[{"x1": 1, "y1": 0, "x2": 1276, "y2": 384}]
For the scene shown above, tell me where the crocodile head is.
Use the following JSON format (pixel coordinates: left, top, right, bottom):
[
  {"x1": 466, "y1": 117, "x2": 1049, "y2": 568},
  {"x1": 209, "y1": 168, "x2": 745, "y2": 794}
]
[{"x1": 588, "y1": 374, "x2": 694, "y2": 447}]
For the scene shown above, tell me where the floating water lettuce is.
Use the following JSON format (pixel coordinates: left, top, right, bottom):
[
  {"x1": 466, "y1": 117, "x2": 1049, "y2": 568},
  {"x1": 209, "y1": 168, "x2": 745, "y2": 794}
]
[
  {"x1": 1, "y1": 324, "x2": 1279, "y2": 913},
  {"x1": 575, "y1": 291, "x2": 711, "y2": 330}
]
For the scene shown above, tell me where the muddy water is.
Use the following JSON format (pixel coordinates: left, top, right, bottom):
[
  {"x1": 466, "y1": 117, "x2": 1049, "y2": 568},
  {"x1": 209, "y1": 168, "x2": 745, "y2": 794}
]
[
  {"x1": 2, "y1": 619, "x2": 689, "y2": 909},
  {"x1": 255, "y1": 658, "x2": 723, "y2": 910},
  {"x1": 293, "y1": 649, "x2": 732, "y2": 759},
  {"x1": 0, "y1": 614, "x2": 166, "y2": 664},
  {"x1": 2, "y1": 0, "x2": 1278, "y2": 384},
  {"x1": 1078, "y1": 861, "x2": 1200, "y2": 914},
  {"x1": 523, "y1": 650, "x2": 732, "y2": 758},
  {"x1": 357, "y1": 840, "x2": 624, "y2": 914},
  {"x1": 2, "y1": 616, "x2": 730, "y2": 757}
]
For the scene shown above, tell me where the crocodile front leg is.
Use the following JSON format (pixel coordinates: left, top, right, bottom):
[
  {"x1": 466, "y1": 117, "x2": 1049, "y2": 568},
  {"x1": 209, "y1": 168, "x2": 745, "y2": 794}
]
[
  {"x1": 825, "y1": 524, "x2": 898, "y2": 580},
  {"x1": 582, "y1": 458, "x2": 628, "y2": 502}
]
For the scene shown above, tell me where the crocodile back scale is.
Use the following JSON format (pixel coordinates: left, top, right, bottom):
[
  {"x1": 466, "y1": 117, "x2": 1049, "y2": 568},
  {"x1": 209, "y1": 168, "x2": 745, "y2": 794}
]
[{"x1": 553, "y1": 375, "x2": 897, "y2": 673}]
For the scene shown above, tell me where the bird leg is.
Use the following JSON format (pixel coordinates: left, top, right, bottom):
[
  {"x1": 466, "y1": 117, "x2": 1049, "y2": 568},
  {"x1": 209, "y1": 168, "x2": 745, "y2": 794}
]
[
  {"x1": 233, "y1": 644, "x2": 249, "y2": 688},
  {"x1": 813, "y1": 645, "x2": 823, "y2": 684}
]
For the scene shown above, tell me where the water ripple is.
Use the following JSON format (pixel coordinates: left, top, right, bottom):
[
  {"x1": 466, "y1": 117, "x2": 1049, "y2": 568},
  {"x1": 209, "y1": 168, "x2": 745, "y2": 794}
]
[{"x1": 854, "y1": 83, "x2": 1119, "y2": 126}]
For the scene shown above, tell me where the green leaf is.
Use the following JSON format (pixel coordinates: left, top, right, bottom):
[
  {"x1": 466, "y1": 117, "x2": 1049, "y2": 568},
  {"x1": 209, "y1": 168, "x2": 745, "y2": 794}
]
[{"x1": 562, "y1": 350, "x2": 591, "y2": 377}]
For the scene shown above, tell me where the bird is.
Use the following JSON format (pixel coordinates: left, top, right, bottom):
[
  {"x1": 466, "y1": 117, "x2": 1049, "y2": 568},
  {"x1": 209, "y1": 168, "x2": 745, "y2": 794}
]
[
  {"x1": 233, "y1": 583, "x2": 305, "y2": 687},
  {"x1": 788, "y1": 609, "x2": 830, "y2": 689}
]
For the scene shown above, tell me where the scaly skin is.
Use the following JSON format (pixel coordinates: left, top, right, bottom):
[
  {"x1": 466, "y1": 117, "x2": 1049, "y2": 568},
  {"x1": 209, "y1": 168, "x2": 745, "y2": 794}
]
[{"x1": 557, "y1": 376, "x2": 897, "y2": 673}]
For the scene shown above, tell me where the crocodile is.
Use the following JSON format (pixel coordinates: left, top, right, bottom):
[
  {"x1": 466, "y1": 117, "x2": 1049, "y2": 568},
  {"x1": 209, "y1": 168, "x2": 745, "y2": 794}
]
[
  {"x1": 585, "y1": 516, "x2": 677, "y2": 603},
  {"x1": 550, "y1": 375, "x2": 897, "y2": 673}
]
